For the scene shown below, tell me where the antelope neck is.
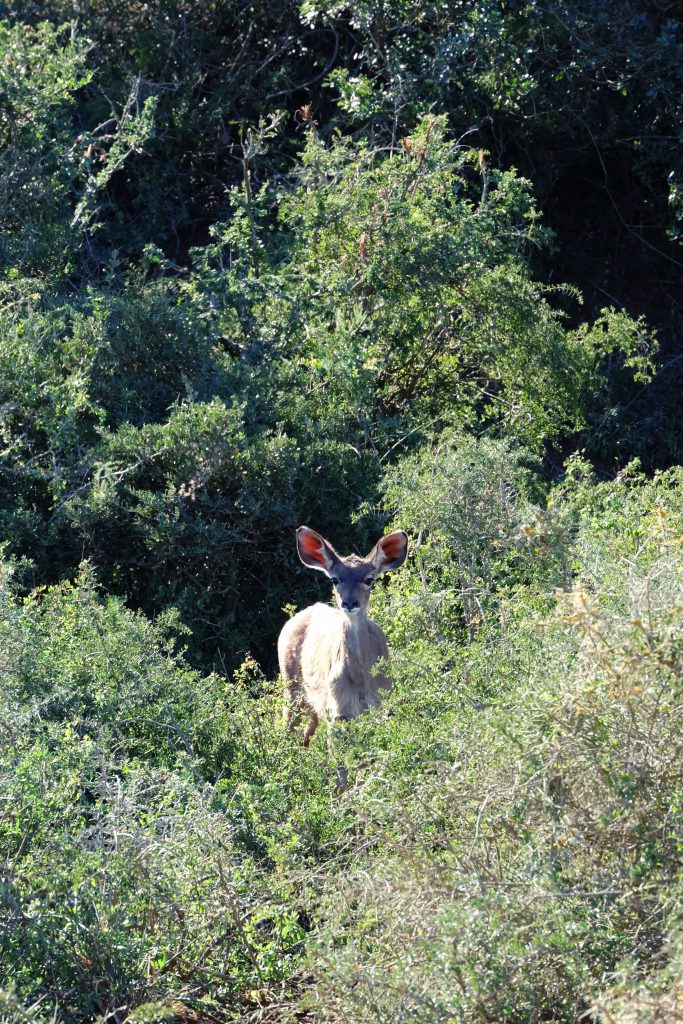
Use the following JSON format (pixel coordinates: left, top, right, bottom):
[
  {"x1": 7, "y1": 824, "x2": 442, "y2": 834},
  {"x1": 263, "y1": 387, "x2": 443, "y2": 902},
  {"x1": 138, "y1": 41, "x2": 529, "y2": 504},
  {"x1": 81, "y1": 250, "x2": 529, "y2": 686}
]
[
  {"x1": 337, "y1": 607, "x2": 371, "y2": 681},
  {"x1": 340, "y1": 606, "x2": 368, "y2": 629}
]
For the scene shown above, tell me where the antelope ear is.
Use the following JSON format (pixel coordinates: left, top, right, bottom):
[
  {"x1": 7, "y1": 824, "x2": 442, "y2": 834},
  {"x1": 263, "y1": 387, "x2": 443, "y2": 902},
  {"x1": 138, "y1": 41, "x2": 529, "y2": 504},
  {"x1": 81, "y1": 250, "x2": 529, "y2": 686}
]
[
  {"x1": 368, "y1": 530, "x2": 408, "y2": 573},
  {"x1": 296, "y1": 526, "x2": 338, "y2": 575}
]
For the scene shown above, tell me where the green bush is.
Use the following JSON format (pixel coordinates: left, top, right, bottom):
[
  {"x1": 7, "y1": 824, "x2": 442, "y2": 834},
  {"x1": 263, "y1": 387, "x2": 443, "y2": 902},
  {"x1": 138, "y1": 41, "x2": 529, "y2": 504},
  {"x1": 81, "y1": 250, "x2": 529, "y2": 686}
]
[
  {"x1": 0, "y1": 564, "x2": 340, "y2": 1020},
  {"x1": 290, "y1": 453, "x2": 683, "y2": 1024},
  {"x1": 2, "y1": 436, "x2": 682, "y2": 1024},
  {"x1": 270, "y1": 120, "x2": 654, "y2": 448},
  {"x1": 0, "y1": 8, "x2": 682, "y2": 1022},
  {"x1": 8, "y1": 113, "x2": 657, "y2": 669},
  {"x1": 0, "y1": 22, "x2": 90, "y2": 274}
]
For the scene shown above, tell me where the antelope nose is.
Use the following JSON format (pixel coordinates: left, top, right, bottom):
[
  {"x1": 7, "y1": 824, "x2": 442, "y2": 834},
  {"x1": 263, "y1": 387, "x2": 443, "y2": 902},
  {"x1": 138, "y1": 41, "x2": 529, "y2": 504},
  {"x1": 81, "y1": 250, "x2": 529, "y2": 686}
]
[{"x1": 342, "y1": 599, "x2": 359, "y2": 611}]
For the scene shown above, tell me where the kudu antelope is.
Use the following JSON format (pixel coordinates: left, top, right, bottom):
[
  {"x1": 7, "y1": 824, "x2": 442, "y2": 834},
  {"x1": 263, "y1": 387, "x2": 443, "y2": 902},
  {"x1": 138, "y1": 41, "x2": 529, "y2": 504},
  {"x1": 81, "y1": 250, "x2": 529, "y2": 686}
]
[{"x1": 278, "y1": 526, "x2": 408, "y2": 746}]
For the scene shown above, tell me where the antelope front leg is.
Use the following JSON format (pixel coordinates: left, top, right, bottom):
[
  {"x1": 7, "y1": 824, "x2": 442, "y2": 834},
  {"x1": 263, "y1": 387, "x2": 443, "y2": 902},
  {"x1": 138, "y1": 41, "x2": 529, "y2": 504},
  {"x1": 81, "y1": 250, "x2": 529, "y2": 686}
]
[
  {"x1": 302, "y1": 712, "x2": 319, "y2": 748},
  {"x1": 284, "y1": 678, "x2": 311, "y2": 742},
  {"x1": 326, "y1": 715, "x2": 350, "y2": 794}
]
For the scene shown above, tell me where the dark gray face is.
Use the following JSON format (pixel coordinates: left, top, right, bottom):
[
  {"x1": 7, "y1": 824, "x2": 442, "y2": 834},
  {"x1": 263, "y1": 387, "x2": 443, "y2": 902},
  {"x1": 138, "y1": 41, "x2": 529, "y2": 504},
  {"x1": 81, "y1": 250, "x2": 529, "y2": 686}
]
[
  {"x1": 328, "y1": 556, "x2": 377, "y2": 616},
  {"x1": 295, "y1": 526, "x2": 408, "y2": 617}
]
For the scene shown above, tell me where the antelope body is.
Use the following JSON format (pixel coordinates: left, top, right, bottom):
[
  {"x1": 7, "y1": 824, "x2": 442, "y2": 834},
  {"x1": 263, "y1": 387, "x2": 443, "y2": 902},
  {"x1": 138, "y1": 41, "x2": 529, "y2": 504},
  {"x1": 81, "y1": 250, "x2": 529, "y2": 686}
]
[{"x1": 278, "y1": 526, "x2": 408, "y2": 745}]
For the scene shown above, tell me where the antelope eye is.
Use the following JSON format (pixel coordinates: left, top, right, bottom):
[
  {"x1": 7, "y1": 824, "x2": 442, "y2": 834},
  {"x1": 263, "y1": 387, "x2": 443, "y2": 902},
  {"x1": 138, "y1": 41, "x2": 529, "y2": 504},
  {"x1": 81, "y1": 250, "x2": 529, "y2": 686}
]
[
  {"x1": 330, "y1": 576, "x2": 339, "y2": 585},
  {"x1": 364, "y1": 576, "x2": 374, "y2": 586}
]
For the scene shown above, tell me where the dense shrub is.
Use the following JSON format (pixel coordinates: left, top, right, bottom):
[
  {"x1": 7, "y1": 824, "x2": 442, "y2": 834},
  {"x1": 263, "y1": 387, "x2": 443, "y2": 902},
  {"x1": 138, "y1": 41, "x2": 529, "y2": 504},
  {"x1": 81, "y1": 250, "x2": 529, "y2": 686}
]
[
  {"x1": 0, "y1": 21, "x2": 90, "y2": 274},
  {"x1": 270, "y1": 121, "x2": 656, "y2": 446},
  {"x1": 0, "y1": 100, "x2": 654, "y2": 668},
  {"x1": 294, "y1": 454, "x2": 683, "y2": 1024},
  {"x1": 1, "y1": 6, "x2": 682, "y2": 1022},
  {"x1": 0, "y1": 565, "x2": 336, "y2": 1020},
  {"x1": 5, "y1": 447, "x2": 680, "y2": 1024}
]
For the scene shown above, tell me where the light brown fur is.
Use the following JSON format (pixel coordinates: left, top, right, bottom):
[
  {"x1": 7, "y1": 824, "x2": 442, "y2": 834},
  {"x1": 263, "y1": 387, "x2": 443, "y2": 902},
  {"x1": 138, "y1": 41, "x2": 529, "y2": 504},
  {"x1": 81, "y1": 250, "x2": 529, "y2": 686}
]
[{"x1": 278, "y1": 528, "x2": 407, "y2": 746}]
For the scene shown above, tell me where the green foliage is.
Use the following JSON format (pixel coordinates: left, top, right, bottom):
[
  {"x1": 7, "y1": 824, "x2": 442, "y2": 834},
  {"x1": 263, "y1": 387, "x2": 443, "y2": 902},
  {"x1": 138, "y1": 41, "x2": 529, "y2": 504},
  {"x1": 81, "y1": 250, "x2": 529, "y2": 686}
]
[
  {"x1": 193, "y1": 119, "x2": 654, "y2": 451},
  {"x1": 67, "y1": 397, "x2": 378, "y2": 666},
  {"x1": 0, "y1": 566, "x2": 331, "y2": 1020},
  {"x1": 282, "y1": 121, "x2": 574, "y2": 441},
  {"x1": 0, "y1": 21, "x2": 90, "y2": 273},
  {"x1": 5, "y1": 448, "x2": 682, "y2": 1024},
  {"x1": 5, "y1": 102, "x2": 657, "y2": 669},
  {"x1": 1, "y1": 566, "x2": 220, "y2": 766},
  {"x1": 0, "y1": 986, "x2": 56, "y2": 1024},
  {"x1": 70, "y1": 90, "x2": 159, "y2": 234},
  {"x1": 374, "y1": 432, "x2": 543, "y2": 667},
  {"x1": 295, "y1": 456, "x2": 683, "y2": 1024},
  {"x1": 0, "y1": 4, "x2": 682, "y2": 1022}
]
